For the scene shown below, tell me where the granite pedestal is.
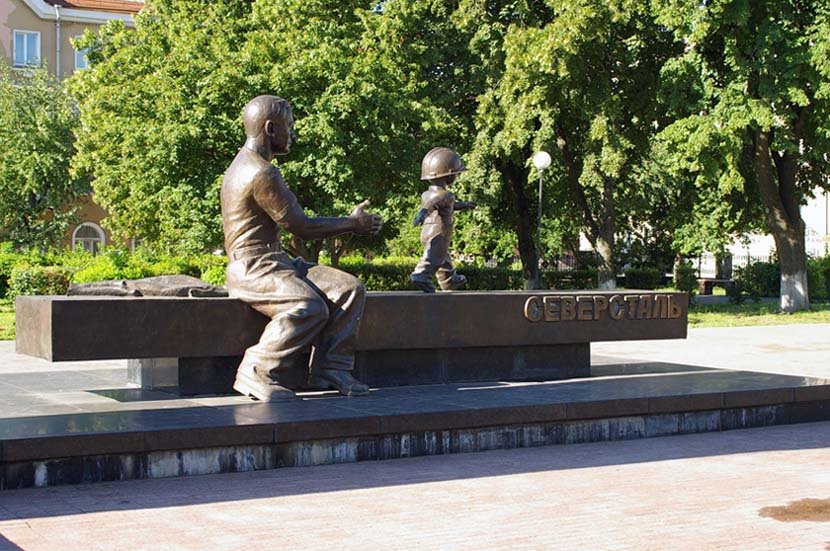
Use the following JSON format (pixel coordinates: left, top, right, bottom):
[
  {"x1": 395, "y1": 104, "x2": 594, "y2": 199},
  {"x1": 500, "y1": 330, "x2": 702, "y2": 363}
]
[{"x1": 16, "y1": 290, "x2": 687, "y2": 395}]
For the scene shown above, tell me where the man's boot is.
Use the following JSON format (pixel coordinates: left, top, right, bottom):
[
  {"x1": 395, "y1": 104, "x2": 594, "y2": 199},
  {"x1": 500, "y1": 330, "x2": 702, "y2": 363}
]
[
  {"x1": 308, "y1": 369, "x2": 370, "y2": 397},
  {"x1": 233, "y1": 361, "x2": 296, "y2": 402}
]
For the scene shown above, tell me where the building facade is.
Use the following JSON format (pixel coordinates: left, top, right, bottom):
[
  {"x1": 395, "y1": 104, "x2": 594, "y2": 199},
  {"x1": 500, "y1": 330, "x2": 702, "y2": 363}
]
[{"x1": 1, "y1": 0, "x2": 142, "y2": 253}]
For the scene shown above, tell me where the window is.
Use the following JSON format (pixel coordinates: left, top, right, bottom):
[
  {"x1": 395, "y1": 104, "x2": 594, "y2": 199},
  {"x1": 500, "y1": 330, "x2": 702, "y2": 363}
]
[
  {"x1": 74, "y1": 46, "x2": 89, "y2": 70},
  {"x1": 13, "y1": 30, "x2": 40, "y2": 67},
  {"x1": 72, "y1": 223, "x2": 106, "y2": 255}
]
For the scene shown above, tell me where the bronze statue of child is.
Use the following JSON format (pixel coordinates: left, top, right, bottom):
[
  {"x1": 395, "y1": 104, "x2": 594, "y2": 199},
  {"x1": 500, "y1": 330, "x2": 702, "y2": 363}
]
[{"x1": 410, "y1": 147, "x2": 476, "y2": 293}]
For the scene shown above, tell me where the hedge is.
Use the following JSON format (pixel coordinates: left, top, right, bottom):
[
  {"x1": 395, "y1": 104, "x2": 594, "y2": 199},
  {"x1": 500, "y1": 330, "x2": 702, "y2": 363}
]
[
  {"x1": 623, "y1": 266, "x2": 662, "y2": 290},
  {"x1": 732, "y1": 258, "x2": 830, "y2": 302},
  {"x1": 17, "y1": 243, "x2": 830, "y2": 300},
  {"x1": 673, "y1": 262, "x2": 697, "y2": 296},
  {"x1": 8, "y1": 265, "x2": 74, "y2": 298},
  {"x1": 0, "y1": 244, "x2": 18, "y2": 298}
]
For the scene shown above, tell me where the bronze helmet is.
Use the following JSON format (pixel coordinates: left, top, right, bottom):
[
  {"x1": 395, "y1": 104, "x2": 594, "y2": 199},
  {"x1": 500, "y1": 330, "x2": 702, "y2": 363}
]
[{"x1": 420, "y1": 147, "x2": 467, "y2": 181}]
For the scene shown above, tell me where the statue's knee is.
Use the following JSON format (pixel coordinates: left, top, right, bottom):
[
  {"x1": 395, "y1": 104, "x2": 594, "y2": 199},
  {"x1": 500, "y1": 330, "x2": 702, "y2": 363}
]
[
  {"x1": 293, "y1": 296, "x2": 329, "y2": 326},
  {"x1": 330, "y1": 272, "x2": 364, "y2": 301}
]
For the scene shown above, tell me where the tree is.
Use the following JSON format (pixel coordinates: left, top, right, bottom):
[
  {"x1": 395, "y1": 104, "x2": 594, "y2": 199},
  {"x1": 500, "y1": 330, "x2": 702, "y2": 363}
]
[
  {"x1": 70, "y1": 0, "x2": 260, "y2": 254},
  {"x1": 459, "y1": 0, "x2": 679, "y2": 288},
  {"x1": 0, "y1": 63, "x2": 85, "y2": 249},
  {"x1": 70, "y1": 0, "x2": 468, "y2": 259},
  {"x1": 245, "y1": 0, "x2": 470, "y2": 262},
  {"x1": 653, "y1": 0, "x2": 830, "y2": 312}
]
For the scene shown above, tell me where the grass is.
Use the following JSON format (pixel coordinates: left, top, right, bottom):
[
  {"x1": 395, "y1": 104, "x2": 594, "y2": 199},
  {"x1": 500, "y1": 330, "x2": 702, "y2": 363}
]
[
  {"x1": 0, "y1": 299, "x2": 13, "y2": 340},
  {"x1": 689, "y1": 301, "x2": 830, "y2": 328}
]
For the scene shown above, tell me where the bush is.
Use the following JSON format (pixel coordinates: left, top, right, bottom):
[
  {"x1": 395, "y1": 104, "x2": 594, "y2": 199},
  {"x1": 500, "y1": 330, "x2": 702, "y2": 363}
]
[
  {"x1": 333, "y1": 256, "x2": 597, "y2": 291},
  {"x1": 623, "y1": 266, "x2": 662, "y2": 290},
  {"x1": 147, "y1": 256, "x2": 201, "y2": 278},
  {"x1": 8, "y1": 265, "x2": 73, "y2": 298},
  {"x1": 544, "y1": 268, "x2": 597, "y2": 290},
  {"x1": 200, "y1": 264, "x2": 227, "y2": 286},
  {"x1": 0, "y1": 243, "x2": 23, "y2": 298},
  {"x1": 70, "y1": 248, "x2": 213, "y2": 283},
  {"x1": 338, "y1": 257, "x2": 413, "y2": 291},
  {"x1": 72, "y1": 250, "x2": 152, "y2": 283},
  {"x1": 808, "y1": 257, "x2": 829, "y2": 303},
  {"x1": 673, "y1": 261, "x2": 697, "y2": 296},
  {"x1": 462, "y1": 265, "x2": 525, "y2": 290},
  {"x1": 734, "y1": 261, "x2": 780, "y2": 300}
]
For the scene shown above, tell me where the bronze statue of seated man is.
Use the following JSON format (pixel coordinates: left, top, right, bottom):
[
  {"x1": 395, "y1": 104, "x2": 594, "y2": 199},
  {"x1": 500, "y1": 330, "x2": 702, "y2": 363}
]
[{"x1": 221, "y1": 95, "x2": 382, "y2": 401}]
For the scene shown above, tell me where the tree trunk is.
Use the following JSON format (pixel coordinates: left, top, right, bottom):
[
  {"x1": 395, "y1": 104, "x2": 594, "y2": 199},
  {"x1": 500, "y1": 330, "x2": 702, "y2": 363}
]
[
  {"x1": 775, "y1": 225, "x2": 809, "y2": 312},
  {"x1": 556, "y1": 125, "x2": 616, "y2": 289},
  {"x1": 595, "y1": 233, "x2": 616, "y2": 290},
  {"x1": 595, "y1": 177, "x2": 616, "y2": 289},
  {"x1": 751, "y1": 129, "x2": 809, "y2": 312},
  {"x1": 715, "y1": 251, "x2": 733, "y2": 280},
  {"x1": 496, "y1": 158, "x2": 539, "y2": 289},
  {"x1": 325, "y1": 237, "x2": 345, "y2": 268},
  {"x1": 285, "y1": 235, "x2": 322, "y2": 264}
]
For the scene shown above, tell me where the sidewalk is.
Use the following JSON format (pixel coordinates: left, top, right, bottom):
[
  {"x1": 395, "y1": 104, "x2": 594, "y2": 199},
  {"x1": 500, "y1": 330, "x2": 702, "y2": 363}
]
[
  {"x1": 0, "y1": 422, "x2": 828, "y2": 550},
  {"x1": 593, "y1": 323, "x2": 830, "y2": 379},
  {"x1": 1, "y1": 324, "x2": 829, "y2": 550}
]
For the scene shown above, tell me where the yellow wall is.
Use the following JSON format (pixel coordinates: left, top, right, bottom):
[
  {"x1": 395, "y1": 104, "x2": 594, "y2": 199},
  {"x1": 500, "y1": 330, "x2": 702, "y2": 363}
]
[
  {"x1": 0, "y1": 0, "x2": 110, "y2": 78},
  {"x1": 3, "y1": 1, "x2": 135, "y2": 251},
  {"x1": 62, "y1": 194, "x2": 117, "y2": 249}
]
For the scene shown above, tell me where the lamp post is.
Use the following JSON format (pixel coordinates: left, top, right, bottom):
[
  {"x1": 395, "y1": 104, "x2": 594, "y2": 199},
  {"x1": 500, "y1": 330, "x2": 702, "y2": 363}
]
[{"x1": 532, "y1": 151, "x2": 552, "y2": 289}]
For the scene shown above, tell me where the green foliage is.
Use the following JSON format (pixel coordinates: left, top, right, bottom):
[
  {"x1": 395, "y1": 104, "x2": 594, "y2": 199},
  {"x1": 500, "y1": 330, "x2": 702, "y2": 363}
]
[
  {"x1": 69, "y1": 0, "x2": 469, "y2": 256},
  {"x1": 807, "y1": 258, "x2": 828, "y2": 302},
  {"x1": 459, "y1": 0, "x2": 682, "y2": 286},
  {"x1": 652, "y1": 0, "x2": 830, "y2": 310},
  {"x1": 0, "y1": 63, "x2": 86, "y2": 249},
  {"x1": 72, "y1": 249, "x2": 151, "y2": 283},
  {"x1": 70, "y1": 1, "x2": 258, "y2": 253},
  {"x1": 0, "y1": 299, "x2": 13, "y2": 340},
  {"x1": 673, "y1": 261, "x2": 698, "y2": 296},
  {"x1": 200, "y1": 264, "x2": 227, "y2": 286},
  {"x1": 337, "y1": 257, "x2": 413, "y2": 291},
  {"x1": 734, "y1": 262, "x2": 781, "y2": 300},
  {"x1": 688, "y1": 303, "x2": 830, "y2": 328},
  {"x1": 71, "y1": 248, "x2": 216, "y2": 283},
  {"x1": 332, "y1": 255, "x2": 596, "y2": 291},
  {"x1": 543, "y1": 268, "x2": 598, "y2": 290},
  {"x1": 623, "y1": 267, "x2": 663, "y2": 290},
  {"x1": 0, "y1": 243, "x2": 22, "y2": 298},
  {"x1": 817, "y1": 257, "x2": 830, "y2": 300},
  {"x1": 8, "y1": 265, "x2": 73, "y2": 298}
]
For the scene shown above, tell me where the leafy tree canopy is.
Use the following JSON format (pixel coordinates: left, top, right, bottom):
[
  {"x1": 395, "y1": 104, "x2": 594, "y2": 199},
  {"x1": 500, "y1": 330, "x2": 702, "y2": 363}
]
[
  {"x1": 71, "y1": 0, "x2": 471, "y2": 257},
  {"x1": 0, "y1": 63, "x2": 85, "y2": 249},
  {"x1": 459, "y1": 0, "x2": 680, "y2": 287},
  {"x1": 652, "y1": 0, "x2": 830, "y2": 310}
]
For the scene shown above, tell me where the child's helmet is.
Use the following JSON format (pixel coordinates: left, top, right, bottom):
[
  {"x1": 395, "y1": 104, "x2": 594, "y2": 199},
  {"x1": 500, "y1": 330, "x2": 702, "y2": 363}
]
[{"x1": 420, "y1": 147, "x2": 467, "y2": 180}]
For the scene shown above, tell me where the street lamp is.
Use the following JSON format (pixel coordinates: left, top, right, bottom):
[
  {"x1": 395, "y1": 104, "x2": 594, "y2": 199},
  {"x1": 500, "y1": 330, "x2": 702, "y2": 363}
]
[{"x1": 532, "y1": 151, "x2": 552, "y2": 289}]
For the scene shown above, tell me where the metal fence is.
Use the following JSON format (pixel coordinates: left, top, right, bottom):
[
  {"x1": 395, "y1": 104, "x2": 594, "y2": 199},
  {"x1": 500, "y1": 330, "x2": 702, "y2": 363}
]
[{"x1": 691, "y1": 252, "x2": 774, "y2": 279}]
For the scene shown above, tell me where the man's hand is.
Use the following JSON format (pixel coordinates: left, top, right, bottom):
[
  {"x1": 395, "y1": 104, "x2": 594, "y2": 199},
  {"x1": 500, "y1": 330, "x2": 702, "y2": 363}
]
[{"x1": 350, "y1": 200, "x2": 383, "y2": 236}]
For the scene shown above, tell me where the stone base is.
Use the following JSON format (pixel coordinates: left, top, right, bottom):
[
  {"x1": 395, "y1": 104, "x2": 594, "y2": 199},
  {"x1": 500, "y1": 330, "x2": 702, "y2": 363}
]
[
  {"x1": 3, "y1": 401, "x2": 829, "y2": 490},
  {"x1": 4, "y1": 362, "x2": 830, "y2": 489},
  {"x1": 129, "y1": 344, "x2": 591, "y2": 396}
]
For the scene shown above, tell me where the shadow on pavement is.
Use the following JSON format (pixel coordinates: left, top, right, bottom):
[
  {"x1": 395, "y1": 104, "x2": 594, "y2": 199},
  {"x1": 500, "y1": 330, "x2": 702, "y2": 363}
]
[{"x1": 0, "y1": 534, "x2": 25, "y2": 550}]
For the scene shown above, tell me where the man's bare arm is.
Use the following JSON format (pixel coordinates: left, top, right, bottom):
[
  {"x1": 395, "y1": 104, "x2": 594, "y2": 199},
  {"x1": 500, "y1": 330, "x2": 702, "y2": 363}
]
[
  {"x1": 254, "y1": 167, "x2": 382, "y2": 239},
  {"x1": 281, "y1": 204, "x2": 381, "y2": 239}
]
